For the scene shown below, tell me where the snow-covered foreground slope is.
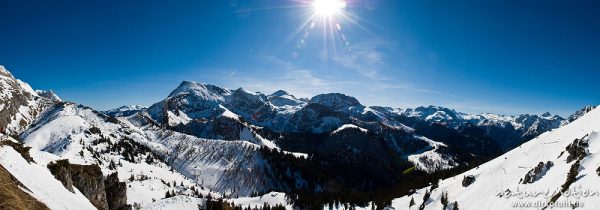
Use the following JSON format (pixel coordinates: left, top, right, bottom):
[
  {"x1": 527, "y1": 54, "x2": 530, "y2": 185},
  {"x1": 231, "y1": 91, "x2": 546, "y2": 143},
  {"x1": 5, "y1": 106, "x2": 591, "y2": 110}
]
[
  {"x1": 0, "y1": 137, "x2": 97, "y2": 209},
  {"x1": 390, "y1": 106, "x2": 600, "y2": 210}
]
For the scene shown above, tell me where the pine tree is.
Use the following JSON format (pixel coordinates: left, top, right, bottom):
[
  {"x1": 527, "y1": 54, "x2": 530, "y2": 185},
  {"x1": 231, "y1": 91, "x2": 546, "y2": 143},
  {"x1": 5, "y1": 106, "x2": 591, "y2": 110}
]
[
  {"x1": 108, "y1": 160, "x2": 116, "y2": 170},
  {"x1": 165, "y1": 190, "x2": 171, "y2": 198},
  {"x1": 409, "y1": 197, "x2": 415, "y2": 207},
  {"x1": 431, "y1": 179, "x2": 439, "y2": 191},
  {"x1": 419, "y1": 190, "x2": 431, "y2": 210},
  {"x1": 441, "y1": 191, "x2": 448, "y2": 209},
  {"x1": 453, "y1": 201, "x2": 459, "y2": 210}
]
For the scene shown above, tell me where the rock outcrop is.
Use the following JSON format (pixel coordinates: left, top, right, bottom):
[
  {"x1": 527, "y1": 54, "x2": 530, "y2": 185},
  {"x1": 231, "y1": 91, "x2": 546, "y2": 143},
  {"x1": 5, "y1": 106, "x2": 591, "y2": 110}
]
[
  {"x1": 521, "y1": 161, "x2": 554, "y2": 184},
  {"x1": 47, "y1": 160, "x2": 130, "y2": 210},
  {"x1": 104, "y1": 172, "x2": 129, "y2": 210}
]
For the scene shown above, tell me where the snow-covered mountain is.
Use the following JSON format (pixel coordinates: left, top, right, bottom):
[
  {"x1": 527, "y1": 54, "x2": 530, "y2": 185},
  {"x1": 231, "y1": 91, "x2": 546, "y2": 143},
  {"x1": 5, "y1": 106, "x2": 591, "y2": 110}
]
[
  {"x1": 0, "y1": 65, "x2": 53, "y2": 134},
  {"x1": 139, "y1": 81, "x2": 484, "y2": 172},
  {"x1": 103, "y1": 105, "x2": 146, "y2": 117},
  {"x1": 0, "y1": 67, "x2": 287, "y2": 210},
  {"x1": 400, "y1": 105, "x2": 566, "y2": 150},
  {"x1": 1, "y1": 65, "x2": 588, "y2": 210},
  {"x1": 130, "y1": 81, "x2": 573, "y2": 179},
  {"x1": 389, "y1": 106, "x2": 600, "y2": 210},
  {"x1": 563, "y1": 105, "x2": 597, "y2": 126},
  {"x1": 35, "y1": 90, "x2": 62, "y2": 102}
]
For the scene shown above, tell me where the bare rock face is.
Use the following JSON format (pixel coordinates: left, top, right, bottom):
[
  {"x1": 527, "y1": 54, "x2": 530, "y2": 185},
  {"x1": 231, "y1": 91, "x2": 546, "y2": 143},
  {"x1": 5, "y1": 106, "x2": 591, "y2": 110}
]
[
  {"x1": 48, "y1": 160, "x2": 130, "y2": 210},
  {"x1": 47, "y1": 160, "x2": 75, "y2": 193},
  {"x1": 565, "y1": 136, "x2": 589, "y2": 163},
  {"x1": 462, "y1": 175, "x2": 475, "y2": 187},
  {"x1": 521, "y1": 161, "x2": 554, "y2": 184},
  {"x1": 0, "y1": 66, "x2": 35, "y2": 134},
  {"x1": 104, "y1": 172, "x2": 130, "y2": 210},
  {"x1": 0, "y1": 66, "x2": 53, "y2": 135},
  {"x1": 69, "y1": 164, "x2": 109, "y2": 210}
]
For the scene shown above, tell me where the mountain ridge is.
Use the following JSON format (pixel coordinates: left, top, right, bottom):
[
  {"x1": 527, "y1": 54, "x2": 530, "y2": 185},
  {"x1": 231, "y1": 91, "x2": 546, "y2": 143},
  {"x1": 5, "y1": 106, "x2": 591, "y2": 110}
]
[{"x1": 1, "y1": 65, "x2": 595, "y2": 209}]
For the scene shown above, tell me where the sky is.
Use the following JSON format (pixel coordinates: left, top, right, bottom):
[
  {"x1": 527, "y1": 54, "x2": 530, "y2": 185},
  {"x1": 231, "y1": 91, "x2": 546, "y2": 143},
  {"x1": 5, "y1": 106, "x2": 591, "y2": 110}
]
[{"x1": 1, "y1": 0, "x2": 599, "y2": 116}]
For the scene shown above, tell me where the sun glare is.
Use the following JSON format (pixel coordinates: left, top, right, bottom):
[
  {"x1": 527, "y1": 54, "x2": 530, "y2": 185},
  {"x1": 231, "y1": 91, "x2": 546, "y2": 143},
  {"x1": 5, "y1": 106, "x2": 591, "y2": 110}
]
[{"x1": 312, "y1": 0, "x2": 346, "y2": 17}]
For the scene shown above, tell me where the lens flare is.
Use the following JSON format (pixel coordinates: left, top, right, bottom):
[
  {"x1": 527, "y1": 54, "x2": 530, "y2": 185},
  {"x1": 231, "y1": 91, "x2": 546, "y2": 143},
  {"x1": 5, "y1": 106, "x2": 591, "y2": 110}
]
[
  {"x1": 312, "y1": 0, "x2": 346, "y2": 17},
  {"x1": 264, "y1": 0, "x2": 374, "y2": 65}
]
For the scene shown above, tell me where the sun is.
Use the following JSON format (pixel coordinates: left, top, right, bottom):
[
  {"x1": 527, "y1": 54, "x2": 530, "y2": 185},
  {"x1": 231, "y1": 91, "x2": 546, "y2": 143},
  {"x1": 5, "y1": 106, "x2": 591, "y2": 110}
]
[{"x1": 312, "y1": 0, "x2": 346, "y2": 17}]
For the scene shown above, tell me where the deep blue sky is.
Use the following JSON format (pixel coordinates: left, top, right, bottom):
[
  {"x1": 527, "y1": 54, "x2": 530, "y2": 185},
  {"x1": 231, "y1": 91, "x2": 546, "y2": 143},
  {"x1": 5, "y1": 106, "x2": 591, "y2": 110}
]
[{"x1": 1, "y1": 0, "x2": 599, "y2": 116}]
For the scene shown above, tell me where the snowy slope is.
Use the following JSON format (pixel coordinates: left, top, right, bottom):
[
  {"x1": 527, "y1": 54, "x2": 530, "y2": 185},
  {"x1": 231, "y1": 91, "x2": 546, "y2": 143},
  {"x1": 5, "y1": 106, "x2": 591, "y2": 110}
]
[
  {"x1": 141, "y1": 195, "x2": 204, "y2": 210},
  {"x1": 389, "y1": 106, "x2": 600, "y2": 210},
  {"x1": 230, "y1": 192, "x2": 290, "y2": 210},
  {"x1": 121, "y1": 113, "x2": 288, "y2": 197},
  {"x1": 407, "y1": 136, "x2": 458, "y2": 173},
  {"x1": 331, "y1": 124, "x2": 368, "y2": 134},
  {"x1": 1, "y1": 67, "x2": 282, "y2": 209},
  {"x1": 17, "y1": 103, "x2": 220, "y2": 207},
  {"x1": 0, "y1": 136, "x2": 97, "y2": 210}
]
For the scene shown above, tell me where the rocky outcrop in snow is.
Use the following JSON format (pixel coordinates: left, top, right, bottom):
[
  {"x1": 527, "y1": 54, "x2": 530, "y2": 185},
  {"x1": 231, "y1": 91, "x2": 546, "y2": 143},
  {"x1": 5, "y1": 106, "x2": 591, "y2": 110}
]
[
  {"x1": 520, "y1": 161, "x2": 553, "y2": 184},
  {"x1": 47, "y1": 160, "x2": 130, "y2": 210}
]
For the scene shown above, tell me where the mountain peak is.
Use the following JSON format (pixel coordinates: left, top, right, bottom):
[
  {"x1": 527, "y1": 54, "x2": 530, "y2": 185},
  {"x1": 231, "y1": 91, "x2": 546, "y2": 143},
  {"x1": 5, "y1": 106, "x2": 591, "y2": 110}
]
[
  {"x1": 104, "y1": 105, "x2": 146, "y2": 117},
  {"x1": 541, "y1": 112, "x2": 552, "y2": 117},
  {"x1": 270, "y1": 90, "x2": 290, "y2": 97},
  {"x1": 110, "y1": 105, "x2": 146, "y2": 112},
  {"x1": 405, "y1": 105, "x2": 462, "y2": 121},
  {"x1": 168, "y1": 81, "x2": 229, "y2": 101},
  {"x1": 563, "y1": 105, "x2": 598, "y2": 125},
  {"x1": 309, "y1": 93, "x2": 363, "y2": 111},
  {"x1": 35, "y1": 90, "x2": 62, "y2": 102},
  {"x1": 0, "y1": 65, "x2": 9, "y2": 74},
  {"x1": 233, "y1": 87, "x2": 258, "y2": 95},
  {"x1": 169, "y1": 81, "x2": 200, "y2": 97}
]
